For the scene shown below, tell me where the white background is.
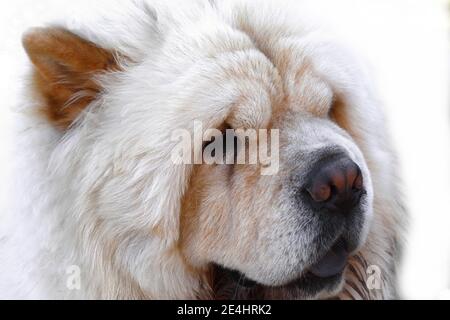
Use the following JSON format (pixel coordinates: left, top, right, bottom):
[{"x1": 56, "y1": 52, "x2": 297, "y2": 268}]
[{"x1": 0, "y1": 0, "x2": 448, "y2": 299}]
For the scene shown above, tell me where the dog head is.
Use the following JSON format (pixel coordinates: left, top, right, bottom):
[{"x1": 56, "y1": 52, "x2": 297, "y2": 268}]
[
  {"x1": 180, "y1": 68, "x2": 374, "y2": 299},
  {"x1": 22, "y1": 2, "x2": 385, "y2": 299}
]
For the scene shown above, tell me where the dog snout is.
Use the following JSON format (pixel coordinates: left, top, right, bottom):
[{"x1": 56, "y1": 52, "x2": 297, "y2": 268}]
[{"x1": 305, "y1": 155, "x2": 364, "y2": 214}]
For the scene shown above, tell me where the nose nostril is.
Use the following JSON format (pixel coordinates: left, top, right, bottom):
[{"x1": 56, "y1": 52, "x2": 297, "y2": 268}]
[
  {"x1": 307, "y1": 184, "x2": 331, "y2": 202},
  {"x1": 304, "y1": 155, "x2": 364, "y2": 213},
  {"x1": 346, "y1": 164, "x2": 363, "y2": 192},
  {"x1": 352, "y1": 172, "x2": 363, "y2": 191}
]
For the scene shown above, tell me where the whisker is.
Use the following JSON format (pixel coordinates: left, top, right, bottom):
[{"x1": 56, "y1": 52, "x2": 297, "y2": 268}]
[{"x1": 232, "y1": 273, "x2": 244, "y2": 300}]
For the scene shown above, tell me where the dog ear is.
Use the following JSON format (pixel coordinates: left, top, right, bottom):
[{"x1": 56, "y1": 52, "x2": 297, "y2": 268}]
[{"x1": 22, "y1": 27, "x2": 119, "y2": 130}]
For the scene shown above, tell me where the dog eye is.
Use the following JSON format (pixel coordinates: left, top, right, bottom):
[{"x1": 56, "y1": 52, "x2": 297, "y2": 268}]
[
  {"x1": 202, "y1": 127, "x2": 239, "y2": 161},
  {"x1": 202, "y1": 132, "x2": 239, "y2": 153},
  {"x1": 202, "y1": 136, "x2": 218, "y2": 157},
  {"x1": 328, "y1": 96, "x2": 342, "y2": 120}
]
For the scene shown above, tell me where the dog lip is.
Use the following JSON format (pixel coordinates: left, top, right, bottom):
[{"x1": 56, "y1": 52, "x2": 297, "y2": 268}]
[
  {"x1": 308, "y1": 237, "x2": 349, "y2": 278},
  {"x1": 214, "y1": 238, "x2": 351, "y2": 292},
  {"x1": 225, "y1": 268, "x2": 259, "y2": 288}
]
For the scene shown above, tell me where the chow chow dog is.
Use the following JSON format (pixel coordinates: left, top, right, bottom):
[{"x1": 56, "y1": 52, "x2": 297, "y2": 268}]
[{"x1": 0, "y1": 0, "x2": 406, "y2": 299}]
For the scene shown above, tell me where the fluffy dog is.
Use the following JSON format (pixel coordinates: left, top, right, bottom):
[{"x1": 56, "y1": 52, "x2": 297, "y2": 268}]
[{"x1": 0, "y1": 0, "x2": 406, "y2": 299}]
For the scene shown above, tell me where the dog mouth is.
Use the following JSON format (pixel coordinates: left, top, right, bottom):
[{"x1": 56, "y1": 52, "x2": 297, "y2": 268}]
[
  {"x1": 212, "y1": 238, "x2": 350, "y2": 299},
  {"x1": 309, "y1": 237, "x2": 349, "y2": 278}
]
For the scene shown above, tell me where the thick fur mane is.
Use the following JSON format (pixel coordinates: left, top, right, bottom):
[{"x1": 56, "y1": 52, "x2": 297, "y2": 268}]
[{"x1": 0, "y1": 0, "x2": 406, "y2": 299}]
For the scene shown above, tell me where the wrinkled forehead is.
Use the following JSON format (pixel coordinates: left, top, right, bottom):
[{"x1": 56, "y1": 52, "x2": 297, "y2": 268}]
[{"x1": 221, "y1": 46, "x2": 335, "y2": 130}]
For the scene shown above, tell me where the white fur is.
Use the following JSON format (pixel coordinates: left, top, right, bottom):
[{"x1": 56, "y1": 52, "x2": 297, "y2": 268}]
[{"x1": 0, "y1": 0, "x2": 405, "y2": 299}]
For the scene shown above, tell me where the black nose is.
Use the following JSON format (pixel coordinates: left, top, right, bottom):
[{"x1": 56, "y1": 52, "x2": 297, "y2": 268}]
[{"x1": 305, "y1": 155, "x2": 364, "y2": 213}]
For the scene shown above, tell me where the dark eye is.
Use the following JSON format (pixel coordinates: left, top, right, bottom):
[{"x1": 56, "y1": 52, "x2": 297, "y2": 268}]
[
  {"x1": 202, "y1": 125, "x2": 240, "y2": 162},
  {"x1": 202, "y1": 135, "x2": 220, "y2": 158},
  {"x1": 223, "y1": 130, "x2": 240, "y2": 162},
  {"x1": 328, "y1": 96, "x2": 342, "y2": 120}
]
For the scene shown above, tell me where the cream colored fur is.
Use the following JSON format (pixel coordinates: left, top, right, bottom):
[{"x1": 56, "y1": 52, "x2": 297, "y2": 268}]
[{"x1": 0, "y1": 0, "x2": 406, "y2": 299}]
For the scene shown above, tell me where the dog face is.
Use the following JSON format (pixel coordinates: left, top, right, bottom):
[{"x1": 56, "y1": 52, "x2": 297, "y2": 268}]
[
  {"x1": 180, "y1": 71, "x2": 374, "y2": 300},
  {"x1": 22, "y1": 3, "x2": 379, "y2": 299}
]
